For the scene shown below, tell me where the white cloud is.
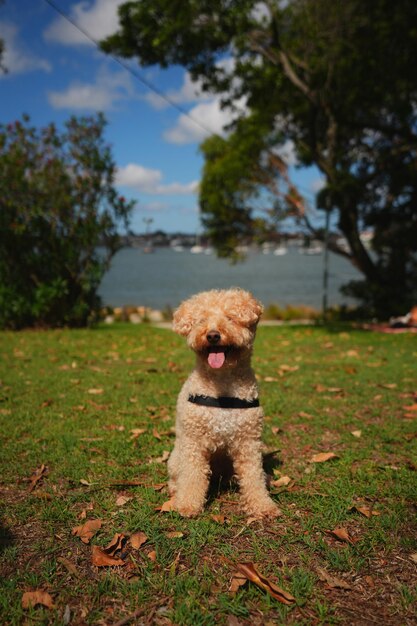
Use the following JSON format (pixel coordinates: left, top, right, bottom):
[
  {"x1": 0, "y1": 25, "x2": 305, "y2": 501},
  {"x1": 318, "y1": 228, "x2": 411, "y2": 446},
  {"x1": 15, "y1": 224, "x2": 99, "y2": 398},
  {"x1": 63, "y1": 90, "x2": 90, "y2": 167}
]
[
  {"x1": 274, "y1": 140, "x2": 298, "y2": 167},
  {"x1": 44, "y1": 0, "x2": 124, "y2": 45},
  {"x1": 164, "y1": 97, "x2": 247, "y2": 145},
  {"x1": 116, "y1": 163, "x2": 199, "y2": 195},
  {"x1": 143, "y1": 72, "x2": 208, "y2": 110},
  {"x1": 0, "y1": 21, "x2": 51, "y2": 77},
  {"x1": 47, "y1": 66, "x2": 134, "y2": 110},
  {"x1": 311, "y1": 177, "x2": 325, "y2": 193}
]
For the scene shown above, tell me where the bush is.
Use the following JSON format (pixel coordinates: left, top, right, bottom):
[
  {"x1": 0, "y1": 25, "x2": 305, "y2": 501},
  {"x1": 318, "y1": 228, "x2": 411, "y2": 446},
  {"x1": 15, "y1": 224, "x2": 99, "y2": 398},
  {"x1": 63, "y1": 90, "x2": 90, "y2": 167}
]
[{"x1": 0, "y1": 114, "x2": 135, "y2": 329}]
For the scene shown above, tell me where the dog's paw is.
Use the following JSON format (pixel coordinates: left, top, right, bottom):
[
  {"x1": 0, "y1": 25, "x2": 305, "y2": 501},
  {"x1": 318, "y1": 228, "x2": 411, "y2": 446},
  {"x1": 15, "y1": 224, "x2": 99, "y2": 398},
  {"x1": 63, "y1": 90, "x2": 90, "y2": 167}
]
[
  {"x1": 246, "y1": 501, "x2": 282, "y2": 519},
  {"x1": 172, "y1": 499, "x2": 203, "y2": 518}
]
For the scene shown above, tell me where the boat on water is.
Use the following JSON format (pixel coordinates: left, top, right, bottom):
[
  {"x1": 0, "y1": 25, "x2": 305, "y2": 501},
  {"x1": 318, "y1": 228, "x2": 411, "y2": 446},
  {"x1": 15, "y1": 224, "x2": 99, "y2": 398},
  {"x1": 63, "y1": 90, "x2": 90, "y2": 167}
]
[{"x1": 273, "y1": 246, "x2": 288, "y2": 256}]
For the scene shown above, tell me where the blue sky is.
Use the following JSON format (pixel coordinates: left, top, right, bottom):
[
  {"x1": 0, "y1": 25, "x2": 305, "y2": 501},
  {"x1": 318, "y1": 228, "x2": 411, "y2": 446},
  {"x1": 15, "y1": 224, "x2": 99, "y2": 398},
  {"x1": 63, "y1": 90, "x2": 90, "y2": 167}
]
[{"x1": 0, "y1": 0, "x2": 323, "y2": 234}]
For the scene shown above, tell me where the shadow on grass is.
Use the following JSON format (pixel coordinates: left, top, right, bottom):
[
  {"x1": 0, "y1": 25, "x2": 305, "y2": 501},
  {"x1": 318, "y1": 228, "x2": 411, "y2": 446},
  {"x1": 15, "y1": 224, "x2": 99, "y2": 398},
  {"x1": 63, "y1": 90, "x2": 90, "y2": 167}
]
[{"x1": 0, "y1": 522, "x2": 14, "y2": 553}]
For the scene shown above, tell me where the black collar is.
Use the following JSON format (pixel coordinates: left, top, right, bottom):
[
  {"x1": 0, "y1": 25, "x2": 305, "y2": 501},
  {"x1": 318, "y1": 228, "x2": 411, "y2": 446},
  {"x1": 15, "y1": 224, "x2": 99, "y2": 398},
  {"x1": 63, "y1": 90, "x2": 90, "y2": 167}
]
[{"x1": 188, "y1": 394, "x2": 259, "y2": 409}]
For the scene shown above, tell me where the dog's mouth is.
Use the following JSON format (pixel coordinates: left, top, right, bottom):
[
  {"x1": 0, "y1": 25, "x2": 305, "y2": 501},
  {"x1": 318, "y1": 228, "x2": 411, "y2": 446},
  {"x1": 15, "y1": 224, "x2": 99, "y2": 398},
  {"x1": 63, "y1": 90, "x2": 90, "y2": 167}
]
[{"x1": 206, "y1": 346, "x2": 232, "y2": 369}]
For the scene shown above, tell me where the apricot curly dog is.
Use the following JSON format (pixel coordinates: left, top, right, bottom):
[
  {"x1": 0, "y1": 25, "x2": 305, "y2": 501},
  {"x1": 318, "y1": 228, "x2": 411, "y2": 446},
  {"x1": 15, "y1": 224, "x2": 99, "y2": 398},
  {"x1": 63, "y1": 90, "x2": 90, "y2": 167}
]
[{"x1": 168, "y1": 288, "x2": 281, "y2": 518}]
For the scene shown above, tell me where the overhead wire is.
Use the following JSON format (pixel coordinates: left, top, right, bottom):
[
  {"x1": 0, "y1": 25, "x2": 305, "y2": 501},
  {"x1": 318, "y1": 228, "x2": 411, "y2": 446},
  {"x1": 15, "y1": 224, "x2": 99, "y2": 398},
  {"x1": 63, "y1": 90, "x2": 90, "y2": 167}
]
[{"x1": 42, "y1": 0, "x2": 319, "y2": 212}]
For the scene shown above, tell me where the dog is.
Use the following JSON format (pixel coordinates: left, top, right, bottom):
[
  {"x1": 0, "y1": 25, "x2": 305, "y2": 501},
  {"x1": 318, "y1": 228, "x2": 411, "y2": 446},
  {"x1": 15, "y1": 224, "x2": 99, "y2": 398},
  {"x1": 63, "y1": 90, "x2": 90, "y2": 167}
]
[{"x1": 168, "y1": 288, "x2": 281, "y2": 518}]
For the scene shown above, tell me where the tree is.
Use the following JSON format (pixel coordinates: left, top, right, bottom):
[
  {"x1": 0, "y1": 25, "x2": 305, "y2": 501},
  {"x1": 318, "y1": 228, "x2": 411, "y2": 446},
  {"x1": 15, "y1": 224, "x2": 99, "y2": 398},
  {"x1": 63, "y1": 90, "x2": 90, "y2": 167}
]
[
  {"x1": 101, "y1": 0, "x2": 417, "y2": 316},
  {"x1": 0, "y1": 114, "x2": 135, "y2": 329}
]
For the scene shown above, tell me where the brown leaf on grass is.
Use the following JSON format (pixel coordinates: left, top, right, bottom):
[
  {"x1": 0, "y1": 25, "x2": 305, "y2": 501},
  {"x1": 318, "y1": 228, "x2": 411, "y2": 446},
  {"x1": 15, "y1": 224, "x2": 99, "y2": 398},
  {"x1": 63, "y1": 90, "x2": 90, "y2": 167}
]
[
  {"x1": 378, "y1": 383, "x2": 397, "y2": 389},
  {"x1": 229, "y1": 572, "x2": 248, "y2": 594},
  {"x1": 317, "y1": 567, "x2": 352, "y2": 590},
  {"x1": 211, "y1": 514, "x2": 226, "y2": 524},
  {"x1": 57, "y1": 557, "x2": 81, "y2": 578},
  {"x1": 27, "y1": 464, "x2": 48, "y2": 492},
  {"x1": 153, "y1": 450, "x2": 170, "y2": 464},
  {"x1": 103, "y1": 423, "x2": 125, "y2": 431},
  {"x1": 349, "y1": 505, "x2": 381, "y2": 518},
  {"x1": 147, "y1": 550, "x2": 157, "y2": 562},
  {"x1": 351, "y1": 430, "x2": 362, "y2": 438},
  {"x1": 311, "y1": 452, "x2": 338, "y2": 463},
  {"x1": 270, "y1": 475, "x2": 292, "y2": 489},
  {"x1": 314, "y1": 384, "x2": 343, "y2": 394},
  {"x1": 165, "y1": 531, "x2": 184, "y2": 539},
  {"x1": 409, "y1": 553, "x2": 417, "y2": 564},
  {"x1": 298, "y1": 411, "x2": 314, "y2": 419},
  {"x1": 22, "y1": 590, "x2": 54, "y2": 609},
  {"x1": 129, "y1": 428, "x2": 146, "y2": 440},
  {"x1": 104, "y1": 533, "x2": 127, "y2": 556},
  {"x1": 403, "y1": 403, "x2": 417, "y2": 412},
  {"x1": 91, "y1": 545, "x2": 125, "y2": 567},
  {"x1": 325, "y1": 527, "x2": 355, "y2": 545},
  {"x1": 152, "y1": 428, "x2": 162, "y2": 440},
  {"x1": 115, "y1": 495, "x2": 132, "y2": 507},
  {"x1": 78, "y1": 502, "x2": 94, "y2": 520},
  {"x1": 155, "y1": 499, "x2": 175, "y2": 513},
  {"x1": 87, "y1": 388, "x2": 104, "y2": 395},
  {"x1": 233, "y1": 562, "x2": 295, "y2": 605},
  {"x1": 72, "y1": 519, "x2": 102, "y2": 544},
  {"x1": 129, "y1": 532, "x2": 148, "y2": 549}
]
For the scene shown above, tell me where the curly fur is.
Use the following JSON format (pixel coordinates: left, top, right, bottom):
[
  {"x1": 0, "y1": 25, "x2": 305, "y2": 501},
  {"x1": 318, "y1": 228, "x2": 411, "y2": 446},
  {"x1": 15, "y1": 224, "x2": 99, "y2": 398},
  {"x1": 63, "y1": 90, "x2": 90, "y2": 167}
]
[{"x1": 168, "y1": 288, "x2": 281, "y2": 518}]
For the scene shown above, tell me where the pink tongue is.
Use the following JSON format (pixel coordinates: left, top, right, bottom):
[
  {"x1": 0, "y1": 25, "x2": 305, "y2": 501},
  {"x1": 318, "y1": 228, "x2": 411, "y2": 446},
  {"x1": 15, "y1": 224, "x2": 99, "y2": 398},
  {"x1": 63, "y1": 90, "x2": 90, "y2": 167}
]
[{"x1": 208, "y1": 351, "x2": 225, "y2": 369}]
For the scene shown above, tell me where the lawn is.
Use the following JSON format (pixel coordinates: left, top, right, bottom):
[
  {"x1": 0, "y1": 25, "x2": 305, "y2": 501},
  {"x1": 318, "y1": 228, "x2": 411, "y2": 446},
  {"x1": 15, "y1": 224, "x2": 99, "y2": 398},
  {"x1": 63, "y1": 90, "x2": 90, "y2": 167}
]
[{"x1": 0, "y1": 323, "x2": 416, "y2": 625}]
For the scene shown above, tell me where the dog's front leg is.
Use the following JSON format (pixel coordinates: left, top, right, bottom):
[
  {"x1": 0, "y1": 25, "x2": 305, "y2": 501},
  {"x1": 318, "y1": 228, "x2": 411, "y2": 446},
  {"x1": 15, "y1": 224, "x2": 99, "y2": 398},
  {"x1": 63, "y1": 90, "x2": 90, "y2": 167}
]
[
  {"x1": 169, "y1": 438, "x2": 210, "y2": 517},
  {"x1": 231, "y1": 440, "x2": 281, "y2": 518}
]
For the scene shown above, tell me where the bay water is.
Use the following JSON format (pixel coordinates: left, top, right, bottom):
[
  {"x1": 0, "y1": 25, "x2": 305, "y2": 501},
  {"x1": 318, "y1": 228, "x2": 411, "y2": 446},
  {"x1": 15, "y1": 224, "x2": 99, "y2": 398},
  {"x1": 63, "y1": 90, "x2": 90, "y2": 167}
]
[{"x1": 98, "y1": 245, "x2": 360, "y2": 311}]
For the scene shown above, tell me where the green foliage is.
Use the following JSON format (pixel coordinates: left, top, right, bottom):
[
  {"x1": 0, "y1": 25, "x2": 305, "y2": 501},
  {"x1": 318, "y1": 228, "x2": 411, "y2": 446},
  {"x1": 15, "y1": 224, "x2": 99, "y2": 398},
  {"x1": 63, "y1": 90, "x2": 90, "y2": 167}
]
[
  {"x1": 102, "y1": 0, "x2": 417, "y2": 316},
  {"x1": 0, "y1": 114, "x2": 135, "y2": 328}
]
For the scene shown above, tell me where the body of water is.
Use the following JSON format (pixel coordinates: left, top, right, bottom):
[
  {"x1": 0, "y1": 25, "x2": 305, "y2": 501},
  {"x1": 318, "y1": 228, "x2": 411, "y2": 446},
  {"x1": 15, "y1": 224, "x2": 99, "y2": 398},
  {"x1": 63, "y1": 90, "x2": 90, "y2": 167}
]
[{"x1": 98, "y1": 245, "x2": 361, "y2": 310}]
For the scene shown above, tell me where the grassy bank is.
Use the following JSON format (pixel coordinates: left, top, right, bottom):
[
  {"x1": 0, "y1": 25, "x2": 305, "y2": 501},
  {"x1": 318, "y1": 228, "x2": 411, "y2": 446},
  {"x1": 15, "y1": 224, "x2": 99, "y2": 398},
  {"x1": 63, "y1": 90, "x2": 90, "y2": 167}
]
[{"x1": 0, "y1": 324, "x2": 416, "y2": 625}]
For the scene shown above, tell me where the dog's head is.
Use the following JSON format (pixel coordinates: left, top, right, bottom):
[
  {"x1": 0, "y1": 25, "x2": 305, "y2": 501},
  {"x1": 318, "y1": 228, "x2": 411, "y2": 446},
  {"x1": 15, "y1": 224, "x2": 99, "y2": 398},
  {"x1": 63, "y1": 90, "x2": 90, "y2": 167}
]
[{"x1": 172, "y1": 288, "x2": 263, "y2": 369}]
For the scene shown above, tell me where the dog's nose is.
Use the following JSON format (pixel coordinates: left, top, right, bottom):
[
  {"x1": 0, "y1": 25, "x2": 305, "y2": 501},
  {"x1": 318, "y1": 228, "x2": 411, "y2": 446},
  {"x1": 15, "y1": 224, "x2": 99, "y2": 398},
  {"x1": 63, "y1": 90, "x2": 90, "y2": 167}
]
[{"x1": 207, "y1": 330, "x2": 221, "y2": 344}]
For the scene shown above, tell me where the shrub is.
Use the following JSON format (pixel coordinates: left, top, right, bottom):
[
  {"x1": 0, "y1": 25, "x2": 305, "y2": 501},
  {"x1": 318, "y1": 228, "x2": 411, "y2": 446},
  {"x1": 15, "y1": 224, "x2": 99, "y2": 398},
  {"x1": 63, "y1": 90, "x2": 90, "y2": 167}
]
[{"x1": 0, "y1": 114, "x2": 135, "y2": 328}]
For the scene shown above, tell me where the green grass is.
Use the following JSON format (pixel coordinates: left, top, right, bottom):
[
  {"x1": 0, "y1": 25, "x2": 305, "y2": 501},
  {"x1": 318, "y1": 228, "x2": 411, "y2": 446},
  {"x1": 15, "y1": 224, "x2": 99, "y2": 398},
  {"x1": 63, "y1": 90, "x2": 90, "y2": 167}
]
[{"x1": 1, "y1": 323, "x2": 416, "y2": 625}]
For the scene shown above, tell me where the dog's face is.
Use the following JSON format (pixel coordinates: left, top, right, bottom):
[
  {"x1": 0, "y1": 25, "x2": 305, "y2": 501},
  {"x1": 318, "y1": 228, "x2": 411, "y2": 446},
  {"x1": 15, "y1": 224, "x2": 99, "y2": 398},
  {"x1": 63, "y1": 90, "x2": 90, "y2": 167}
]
[{"x1": 172, "y1": 289, "x2": 263, "y2": 369}]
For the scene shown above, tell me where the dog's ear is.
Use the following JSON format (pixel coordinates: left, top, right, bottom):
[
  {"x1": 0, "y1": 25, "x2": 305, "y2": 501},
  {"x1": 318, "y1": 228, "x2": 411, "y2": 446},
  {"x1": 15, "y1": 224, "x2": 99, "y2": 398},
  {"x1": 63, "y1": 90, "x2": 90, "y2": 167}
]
[
  {"x1": 227, "y1": 292, "x2": 264, "y2": 327},
  {"x1": 172, "y1": 302, "x2": 194, "y2": 336}
]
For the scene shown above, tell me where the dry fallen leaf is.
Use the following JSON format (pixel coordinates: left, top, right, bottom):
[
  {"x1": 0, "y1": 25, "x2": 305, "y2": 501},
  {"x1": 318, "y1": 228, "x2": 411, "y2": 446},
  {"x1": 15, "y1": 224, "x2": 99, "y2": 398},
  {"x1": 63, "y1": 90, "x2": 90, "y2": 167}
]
[
  {"x1": 311, "y1": 452, "x2": 338, "y2": 463},
  {"x1": 210, "y1": 514, "x2": 226, "y2": 524},
  {"x1": 165, "y1": 531, "x2": 184, "y2": 539},
  {"x1": 155, "y1": 499, "x2": 175, "y2": 512},
  {"x1": 270, "y1": 475, "x2": 292, "y2": 488},
  {"x1": 147, "y1": 550, "x2": 157, "y2": 562},
  {"x1": 317, "y1": 567, "x2": 352, "y2": 590},
  {"x1": 298, "y1": 411, "x2": 314, "y2": 419},
  {"x1": 72, "y1": 519, "x2": 102, "y2": 544},
  {"x1": 22, "y1": 590, "x2": 54, "y2": 609},
  {"x1": 351, "y1": 430, "x2": 362, "y2": 438},
  {"x1": 87, "y1": 388, "x2": 104, "y2": 395},
  {"x1": 130, "y1": 532, "x2": 148, "y2": 549},
  {"x1": 325, "y1": 527, "x2": 355, "y2": 545},
  {"x1": 349, "y1": 505, "x2": 381, "y2": 518},
  {"x1": 115, "y1": 495, "x2": 132, "y2": 507},
  {"x1": 403, "y1": 403, "x2": 417, "y2": 412},
  {"x1": 91, "y1": 545, "x2": 125, "y2": 567},
  {"x1": 409, "y1": 553, "x2": 417, "y2": 564},
  {"x1": 229, "y1": 572, "x2": 248, "y2": 594},
  {"x1": 103, "y1": 533, "x2": 127, "y2": 556},
  {"x1": 232, "y1": 562, "x2": 295, "y2": 605},
  {"x1": 153, "y1": 450, "x2": 170, "y2": 463},
  {"x1": 27, "y1": 464, "x2": 48, "y2": 492},
  {"x1": 129, "y1": 428, "x2": 146, "y2": 440},
  {"x1": 57, "y1": 557, "x2": 81, "y2": 578}
]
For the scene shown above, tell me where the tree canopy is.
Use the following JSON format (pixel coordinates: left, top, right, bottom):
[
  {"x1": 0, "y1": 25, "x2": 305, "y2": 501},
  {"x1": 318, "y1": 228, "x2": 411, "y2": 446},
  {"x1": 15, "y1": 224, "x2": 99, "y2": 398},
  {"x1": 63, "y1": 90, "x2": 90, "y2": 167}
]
[
  {"x1": 0, "y1": 114, "x2": 134, "y2": 328},
  {"x1": 102, "y1": 0, "x2": 417, "y2": 316}
]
